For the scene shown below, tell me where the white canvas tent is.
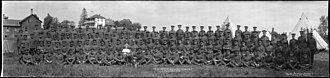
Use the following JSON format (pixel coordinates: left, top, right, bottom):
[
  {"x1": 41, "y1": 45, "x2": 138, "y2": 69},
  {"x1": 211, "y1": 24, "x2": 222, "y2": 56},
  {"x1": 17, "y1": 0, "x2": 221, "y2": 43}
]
[{"x1": 288, "y1": 13, "x2": 328, "y2": 50}]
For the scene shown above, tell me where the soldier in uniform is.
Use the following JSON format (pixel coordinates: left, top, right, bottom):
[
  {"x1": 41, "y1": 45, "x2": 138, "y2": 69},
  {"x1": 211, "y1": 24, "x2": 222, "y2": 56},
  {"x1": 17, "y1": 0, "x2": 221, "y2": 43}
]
[
  {"x1": 199, "y1": 26, "x2": 207, "y2": 49},
  {"x1": 261, "y1": 30, "x2": 270, "y2": 46},
  {"x1": 235, "y1": 25, "x2": 243, "y2": 45},
  {"x1": 241, "y1": 42, "x2": 252, "y2": 67},
  {"x1": 298, "y1": 30, "x2": 312, "y2": 70},
  {"x1": 224, "y1": 25, "x2": 232, "y2": 39},
  {"x1": 287, "y1": 33, "x2": 299, "y2": 69},
  {"x1": 242, "y1": 26, "x2": 251, "y2": 42},
  {"x1": 177, "y1": 25, "x2": 185, "y2": 41},
  {"x1": 65, "y1": 48, "x2": 76, "y2": 65},
  {"x1": 231, "y1": 40, "x2": 242, "y2": 67},
  {"x1": 307, "y1": 30, "x2": 317, "y2": 65},
  {"x1": 251, "y1": 27, "x2": 259, "y2": 46},
  {"x1": 32, "y1": 48, "x2": 43, "y2": 65},
  {"x1": 222, "y1": 39, "x2": 233, "y2": 67},
  {"x1": 264, "y1": 40, "x2": 275, "y2": 69},
  {"x1": 254, "y1": 40, "x2": 266, "y2": 68}
]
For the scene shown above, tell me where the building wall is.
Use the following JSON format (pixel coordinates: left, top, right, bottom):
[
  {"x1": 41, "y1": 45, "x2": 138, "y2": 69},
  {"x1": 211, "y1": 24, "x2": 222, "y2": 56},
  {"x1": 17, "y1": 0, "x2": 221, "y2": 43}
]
[
  {"x1": 20, "y1": 16, "x2": 42, "y2": 34},
  {"x1": 94, "y1": 18, "x2": 105, "y2": 28},
  {"x1": 3, "y1": 26, "x2": 20, "y2": 40}
]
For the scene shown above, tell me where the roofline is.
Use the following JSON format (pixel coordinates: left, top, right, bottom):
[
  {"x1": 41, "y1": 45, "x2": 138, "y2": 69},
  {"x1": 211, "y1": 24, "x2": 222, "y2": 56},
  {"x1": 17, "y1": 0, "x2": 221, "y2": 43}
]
[{"x1": 19, "y1": 14, "x2": 42, "y2": 25}]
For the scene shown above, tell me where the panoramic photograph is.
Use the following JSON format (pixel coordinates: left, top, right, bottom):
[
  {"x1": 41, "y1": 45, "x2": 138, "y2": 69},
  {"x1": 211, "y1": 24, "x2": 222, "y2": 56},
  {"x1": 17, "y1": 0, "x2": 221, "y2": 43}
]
[{"x1": 2, "y1": 1, "x2": 329, "y2": 77}]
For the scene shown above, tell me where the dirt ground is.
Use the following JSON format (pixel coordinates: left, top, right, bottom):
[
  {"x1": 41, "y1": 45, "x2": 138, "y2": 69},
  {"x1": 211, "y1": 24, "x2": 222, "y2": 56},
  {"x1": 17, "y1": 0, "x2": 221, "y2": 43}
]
[{"x1": 2, "y1": 51, "x2": 329, "y2": 77}]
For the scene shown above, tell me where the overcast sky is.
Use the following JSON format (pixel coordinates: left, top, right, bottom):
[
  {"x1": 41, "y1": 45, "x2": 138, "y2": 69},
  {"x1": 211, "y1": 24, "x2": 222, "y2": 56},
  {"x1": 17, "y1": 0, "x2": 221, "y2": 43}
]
[{"x1": 2, "y1": 1, "x2": 328, "y2": 32}]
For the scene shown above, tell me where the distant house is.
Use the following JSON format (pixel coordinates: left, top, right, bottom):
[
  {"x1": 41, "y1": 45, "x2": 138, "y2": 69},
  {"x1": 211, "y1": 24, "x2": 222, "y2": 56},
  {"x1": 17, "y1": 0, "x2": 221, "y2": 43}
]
[
  {"x1": 19, "y1": 13, "x2": 43, "y2": 33},
  {"x1": 105, "y1": 18, "x2": 115, "y2": 29},
  {"x1": 83, "y1": 14, "x2": 106, "y2": 28},
  {"x1": 3, "y1": 14, "x2": 21, "y2": 40}
]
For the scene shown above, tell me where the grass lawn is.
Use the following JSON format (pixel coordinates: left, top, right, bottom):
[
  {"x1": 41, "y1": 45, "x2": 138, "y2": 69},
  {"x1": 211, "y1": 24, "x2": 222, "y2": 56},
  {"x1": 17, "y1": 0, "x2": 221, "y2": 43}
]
[{"x1": 2, "y1": 52, "x2": 329, "y2": 77}]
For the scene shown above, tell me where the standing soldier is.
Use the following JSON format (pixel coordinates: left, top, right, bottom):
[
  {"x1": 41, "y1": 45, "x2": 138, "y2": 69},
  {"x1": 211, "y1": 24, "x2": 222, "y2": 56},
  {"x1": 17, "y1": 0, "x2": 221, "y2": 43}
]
[
  {"x1": 184, "y1": 26, "x2": 191, "y2": 40},
  {"x1": 177, "y1": 25, "x2": 185, "y2": 41},
  {"x1": 251, "y1": 27, "x2": 259, "y2": 46},
  {"x1": 307, "y1": 29, "x2": 317, "y2": 65},
  {"x1": 224, "y1": 25, "x2": 232, "y2": 39},
  {"x1": 261, "y1": 30, "x2": 269, "y2": 46},
  {"x1": 242, "y1": 26, "x2": 251, "y2": 42},
  {"x1": 235, "y1": 25, "x2": 243, "y2": 40}
]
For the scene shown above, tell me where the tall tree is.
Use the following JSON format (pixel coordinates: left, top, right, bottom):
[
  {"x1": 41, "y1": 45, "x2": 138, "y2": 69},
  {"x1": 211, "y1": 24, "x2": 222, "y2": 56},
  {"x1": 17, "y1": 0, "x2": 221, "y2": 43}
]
[{"x1": 78, "y1": 8, "x2": 88, "y2": 28}]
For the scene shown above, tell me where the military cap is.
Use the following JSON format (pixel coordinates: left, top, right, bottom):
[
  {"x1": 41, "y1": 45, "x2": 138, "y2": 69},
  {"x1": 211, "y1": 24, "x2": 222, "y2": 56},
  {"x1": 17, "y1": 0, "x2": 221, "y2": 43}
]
[
  {"x1": 162, "y1": 27, "x2": 166, "y2": 29},
  {"x1": 143, "y1": 26, "x2": 148, "y2": 29},
  {"x1": 178, "y1": 25, "x2": 182, "y2": 27},
  {"x1": 186, "y1": 26, "x2": 189, "y2": 28},
  {"x1": 237, "y1": 25, "x2": 241, "y2": 28},
  {"x1": 171, "y1": 25, "x2": 175, "y2": 28},
  {"x1": 262, "y1": 30, "x2": 267, "y2": 32},
  {"x1": 253, "y1": 26, "x2": 257, "y2": 29},
  {"x1": 208, "y1": 26, "x2": 212, "y2": 29},
  {"x1": 192, "y1": 26, "x2": 196, "y2": 28},
  {"x1": 200, "y1": 26, "x2": 204, "y2": 28},
  {"x1": 244, "y1": 26, "x2": 248, "y2": 28},
  {"x1": 300, "y1": 30, "x2": 305, "y2": 33},
  {"x1": 152, "y1": 26, "x2": 156, "y2": 28},
  {"x1": 216, "y1": 25, "x2": 220, "y2": 28},
  {"x1": 291, "y1": 33, "x2": 296, "y2": 35}
]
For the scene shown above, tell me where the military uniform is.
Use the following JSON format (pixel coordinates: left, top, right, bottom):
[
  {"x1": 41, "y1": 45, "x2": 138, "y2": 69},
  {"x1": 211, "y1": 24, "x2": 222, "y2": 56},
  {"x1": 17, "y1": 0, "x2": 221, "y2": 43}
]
[{"x1": 287, "y1": 33, "x2": 299, "y2": 69}]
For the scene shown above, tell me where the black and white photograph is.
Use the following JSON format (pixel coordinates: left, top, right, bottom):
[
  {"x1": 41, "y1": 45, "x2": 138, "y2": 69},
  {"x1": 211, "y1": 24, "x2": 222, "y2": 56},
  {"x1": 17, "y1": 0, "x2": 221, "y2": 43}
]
[{"x1": 2, "y1": 1, "x2": 329, "y2": 77}]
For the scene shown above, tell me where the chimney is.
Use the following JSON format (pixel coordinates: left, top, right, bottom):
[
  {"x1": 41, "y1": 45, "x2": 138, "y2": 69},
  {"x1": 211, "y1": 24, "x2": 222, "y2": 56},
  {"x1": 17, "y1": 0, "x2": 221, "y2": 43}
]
[{"x1": 31, "y1": 9, "x2": 33, "y2": 15}]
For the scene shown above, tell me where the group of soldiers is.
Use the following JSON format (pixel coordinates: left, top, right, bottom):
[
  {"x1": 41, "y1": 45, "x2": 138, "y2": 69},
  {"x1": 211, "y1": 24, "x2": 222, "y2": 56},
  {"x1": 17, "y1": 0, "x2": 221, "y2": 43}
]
[{"x1": 17, "y1": 24, "x2": 317, "y2": 70}]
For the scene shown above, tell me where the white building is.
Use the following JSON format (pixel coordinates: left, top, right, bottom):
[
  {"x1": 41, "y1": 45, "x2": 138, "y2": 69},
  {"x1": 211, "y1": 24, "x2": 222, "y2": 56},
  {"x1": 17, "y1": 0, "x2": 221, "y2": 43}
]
[{"x1": 83, "y1": 14, "x2": 106, "y2": 28}]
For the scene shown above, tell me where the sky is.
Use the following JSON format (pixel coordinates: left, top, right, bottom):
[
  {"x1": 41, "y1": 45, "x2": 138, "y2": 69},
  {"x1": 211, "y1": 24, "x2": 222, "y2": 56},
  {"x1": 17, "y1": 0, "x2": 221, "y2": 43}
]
[{"x1": 2, "y1": 1, "x2": 328, "y2": 32}]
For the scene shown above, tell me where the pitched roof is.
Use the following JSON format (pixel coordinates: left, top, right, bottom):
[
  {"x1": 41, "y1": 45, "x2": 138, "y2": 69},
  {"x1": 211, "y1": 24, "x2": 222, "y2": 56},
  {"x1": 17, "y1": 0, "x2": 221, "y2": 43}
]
[
  {"x1": 3, "y1": 19, "x2": 21, "y2": 27},
  {"x1": 19, "y1": 14, "x2": 42, "y2": 25},
  {"x1": 88, "y1": 14, "x2": 106, "y2": 19}
]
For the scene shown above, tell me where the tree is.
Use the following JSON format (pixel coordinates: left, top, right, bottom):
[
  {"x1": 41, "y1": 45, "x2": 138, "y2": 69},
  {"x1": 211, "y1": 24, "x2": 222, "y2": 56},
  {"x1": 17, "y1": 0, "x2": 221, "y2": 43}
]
[
  {"x1": 130, "y1": 22, "x2": 141, "y2": 31},
  {"x1": 118, "y1": 19, "x2": 132, "y2": 28},
  {"x1": 43, "y1": 13, "x2": 53, "y2": 30},
  {"x1": 318, "y1": 16, "x2": 328, "y2": 43},
  {"x1": 78, "y1": 8, "x2": 88, "y2": 28}
]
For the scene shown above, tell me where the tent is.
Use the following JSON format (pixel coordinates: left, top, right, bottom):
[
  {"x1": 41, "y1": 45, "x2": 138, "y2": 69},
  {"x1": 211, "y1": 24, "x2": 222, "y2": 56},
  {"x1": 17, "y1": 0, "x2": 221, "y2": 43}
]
[{"x1": 288, "y1": 13, "x2": 328, "y2": 50}]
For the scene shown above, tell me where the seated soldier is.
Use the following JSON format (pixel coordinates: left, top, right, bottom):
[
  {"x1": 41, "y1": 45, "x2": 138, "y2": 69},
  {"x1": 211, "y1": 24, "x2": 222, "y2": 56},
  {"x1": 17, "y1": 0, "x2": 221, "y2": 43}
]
[
  {"x1": 231, "y1": 40, "x2": 242, "y2": 67},
  {"x1": 32, "y1": 49, "x2": 44, "y2": 65},
  {"x1": 222, "y1": 39, "x2": 233, "y2": 67},
  {"x1": 65, "y1": 48, "x2": 76, "y2": 65},
  {"x1": 253, "y1": 40, "x2": 266, "y2": 68},
  {"x1": 87, "y1": 48, "x2": 98, "y2": 65},
  {"x1": 54, "y1": 50, "x2": 66, "y2": 65},
  {"x1": 241, "y1": 42, "x2": 252, "y2": 67},
  {"x1": 264, "y1": 40, "x2": 275, "y2": 69}
]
